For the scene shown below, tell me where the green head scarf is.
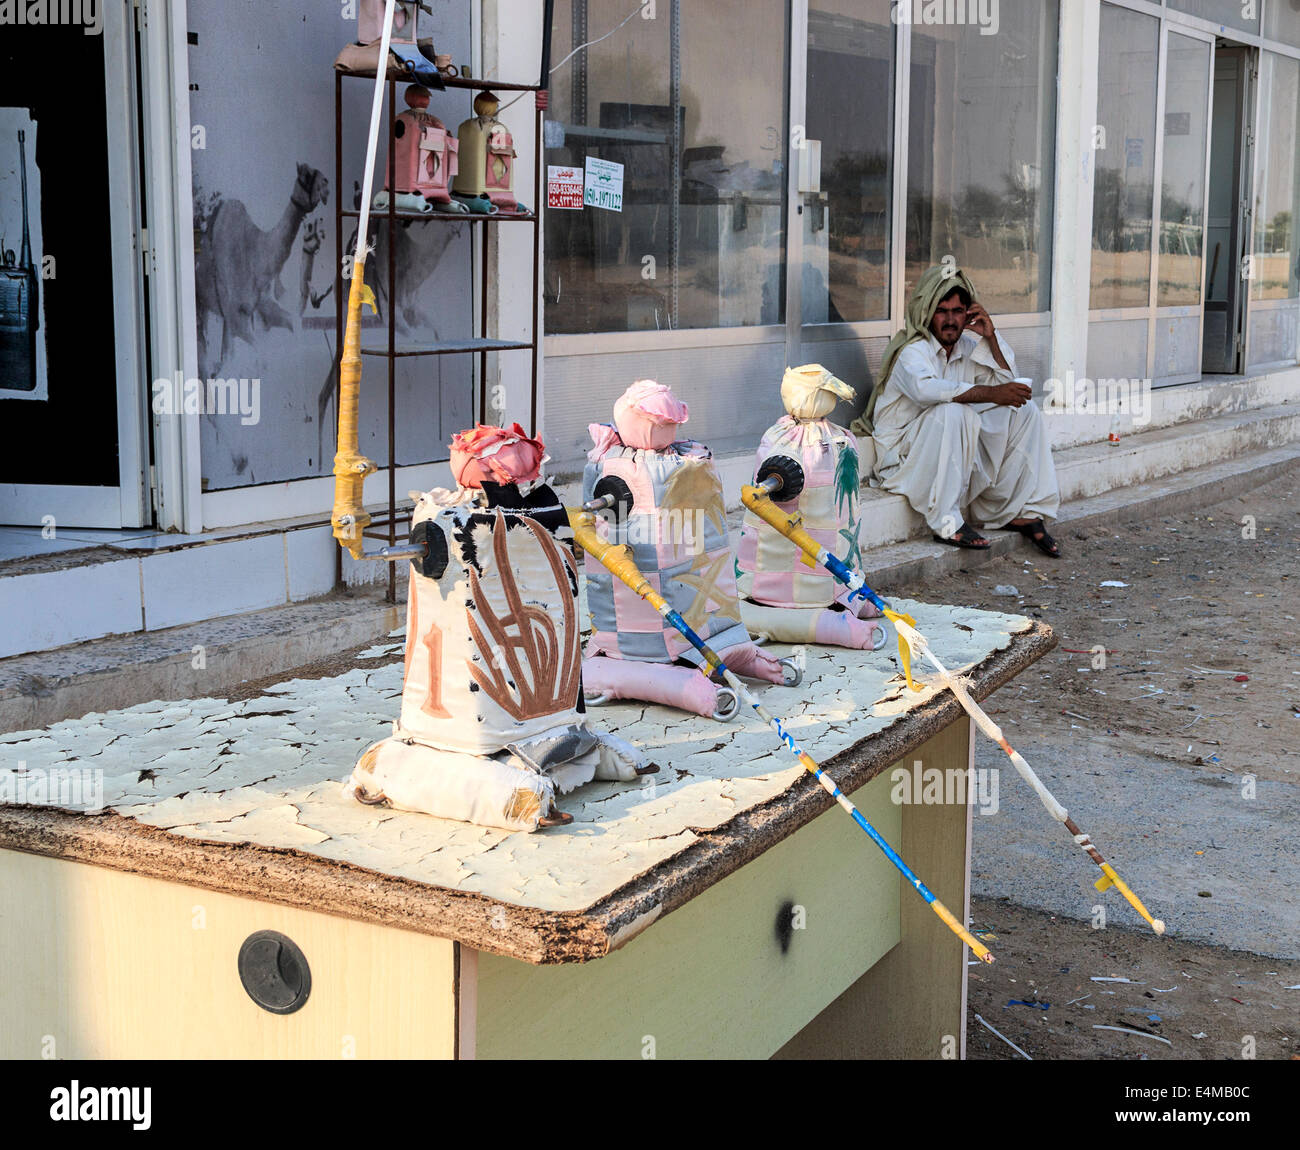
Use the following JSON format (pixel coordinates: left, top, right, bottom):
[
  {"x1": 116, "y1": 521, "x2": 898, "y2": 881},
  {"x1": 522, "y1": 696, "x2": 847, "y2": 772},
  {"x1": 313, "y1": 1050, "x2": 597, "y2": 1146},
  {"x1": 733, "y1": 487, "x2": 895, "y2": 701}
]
[{"x1": 851, "y1": 264, "x2": 979, "y2": 436}]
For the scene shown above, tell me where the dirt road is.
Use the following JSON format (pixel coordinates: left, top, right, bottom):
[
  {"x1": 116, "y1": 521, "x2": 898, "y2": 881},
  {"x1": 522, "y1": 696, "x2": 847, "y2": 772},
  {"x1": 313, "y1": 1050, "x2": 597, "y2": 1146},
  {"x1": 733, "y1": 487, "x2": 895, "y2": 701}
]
[{"x1": 895, "y1": 468, "x2": 1300, "y2": 1059}]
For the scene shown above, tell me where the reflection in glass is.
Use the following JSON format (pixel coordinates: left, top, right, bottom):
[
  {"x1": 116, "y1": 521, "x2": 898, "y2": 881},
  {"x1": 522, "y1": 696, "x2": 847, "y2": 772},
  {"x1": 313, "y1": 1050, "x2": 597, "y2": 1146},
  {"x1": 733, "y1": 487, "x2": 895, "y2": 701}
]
[
  {"x1": 1251, "y1": 52, "x2": 1300, "y2": 302},
  {"x1": 1090, "y1": 5, "x2": 1158, "y2": 310},
  {"x1": 1168, "y1": 0, "x2": 1260, "y2": 36},
  {"x1": 905, "y1": 0, "x2": 1057, "y2": 314},
  {"x1": 1264, "y1": 3, "x2": 1300, "y2": 49},
  {"x1": 1158, "y1": 34, "x2": 1210, "y2": 307},
  {"x1": 806, "y1": 2, "x2": 894, "y2": 324},
  {"x1": 543, "y1": 0, "x2": 787, "y2": 335}
]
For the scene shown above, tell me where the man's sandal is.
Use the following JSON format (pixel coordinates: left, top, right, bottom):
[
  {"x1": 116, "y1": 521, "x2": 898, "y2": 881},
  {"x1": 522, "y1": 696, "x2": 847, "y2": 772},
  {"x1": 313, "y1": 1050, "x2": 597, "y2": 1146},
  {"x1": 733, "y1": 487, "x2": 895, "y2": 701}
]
[
  {"x1": 933, "y1": 522, "x2": 990, "y2": 549},
  {"x1": 1009, "y1": 518, "x2": 1060, "y2": 558}
]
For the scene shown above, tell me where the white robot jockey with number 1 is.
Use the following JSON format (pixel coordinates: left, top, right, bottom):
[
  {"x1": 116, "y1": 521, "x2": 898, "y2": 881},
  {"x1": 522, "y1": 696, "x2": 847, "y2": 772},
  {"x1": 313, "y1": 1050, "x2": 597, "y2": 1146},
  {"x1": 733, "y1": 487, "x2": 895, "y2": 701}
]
[
  {"x1": 345, "y1": 424, "x2": 652, "y2": 832},
  {"x1": 581, "y1": 380, "x2": 802, "y2": 721},
  {"x1": 736, "y1": 365, "x2": 887, "y2": 651}
]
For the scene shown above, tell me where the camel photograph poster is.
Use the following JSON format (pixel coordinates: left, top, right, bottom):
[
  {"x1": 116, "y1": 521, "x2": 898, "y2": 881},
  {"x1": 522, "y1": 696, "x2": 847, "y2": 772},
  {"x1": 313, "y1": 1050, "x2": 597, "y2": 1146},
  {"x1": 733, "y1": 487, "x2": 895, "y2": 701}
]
[
  {"x1": 187, "y1": 0, "x2": 474, "y2": 491},
  {"x1": 0, "y1": 108, "x2": 47, "y2": 402}
]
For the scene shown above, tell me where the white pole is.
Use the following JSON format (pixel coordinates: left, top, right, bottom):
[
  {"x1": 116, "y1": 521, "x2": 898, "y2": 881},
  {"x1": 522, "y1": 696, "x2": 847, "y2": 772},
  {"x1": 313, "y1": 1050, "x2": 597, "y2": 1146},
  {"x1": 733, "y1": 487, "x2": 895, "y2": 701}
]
[{"x1": 355, "y1": 0, "x2": 399, "y2": 259}]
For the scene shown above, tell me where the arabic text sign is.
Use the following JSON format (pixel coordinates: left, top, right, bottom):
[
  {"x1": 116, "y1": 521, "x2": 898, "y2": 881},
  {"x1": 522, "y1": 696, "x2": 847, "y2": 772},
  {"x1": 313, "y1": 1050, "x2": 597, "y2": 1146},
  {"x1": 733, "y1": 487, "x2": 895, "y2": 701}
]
[
  {"x1": 583, "y1": 157, "x2": 624, "y2": 212},
  {"x1": 547, "y1": 165, "x2": 584, "y2": 210}
]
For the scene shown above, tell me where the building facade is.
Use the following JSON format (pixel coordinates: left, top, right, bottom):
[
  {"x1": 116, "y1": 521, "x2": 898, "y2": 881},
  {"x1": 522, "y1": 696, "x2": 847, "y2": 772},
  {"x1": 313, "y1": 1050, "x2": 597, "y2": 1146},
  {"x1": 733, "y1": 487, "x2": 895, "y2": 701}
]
[{"x1": 1, "y1": 0, "x2": 1298, "y2": 653}]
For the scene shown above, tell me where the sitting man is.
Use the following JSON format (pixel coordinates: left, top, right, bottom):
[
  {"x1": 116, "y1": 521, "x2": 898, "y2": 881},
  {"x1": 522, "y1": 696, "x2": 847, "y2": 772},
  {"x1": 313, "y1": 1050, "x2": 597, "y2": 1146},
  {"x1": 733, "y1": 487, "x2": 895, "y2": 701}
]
[{"x1": 854, "y1": 264, "x2": 1061, "y2": 556}]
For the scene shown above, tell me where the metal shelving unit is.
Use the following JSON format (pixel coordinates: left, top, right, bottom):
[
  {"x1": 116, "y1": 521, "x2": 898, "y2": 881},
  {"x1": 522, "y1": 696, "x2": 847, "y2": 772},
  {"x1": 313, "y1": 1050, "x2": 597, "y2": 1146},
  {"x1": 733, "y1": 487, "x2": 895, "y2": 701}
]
[{"x1": 332, "y1": 64, "x2": 546, "y2": 602}]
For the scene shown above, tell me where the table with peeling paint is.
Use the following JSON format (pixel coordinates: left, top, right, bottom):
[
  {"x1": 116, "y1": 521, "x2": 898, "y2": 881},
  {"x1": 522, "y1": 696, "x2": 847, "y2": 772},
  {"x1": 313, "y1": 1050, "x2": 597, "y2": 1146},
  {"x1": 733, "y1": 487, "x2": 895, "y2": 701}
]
[{"x1": 0, "y1": 599, "x2": 1052, "y2": 1059}]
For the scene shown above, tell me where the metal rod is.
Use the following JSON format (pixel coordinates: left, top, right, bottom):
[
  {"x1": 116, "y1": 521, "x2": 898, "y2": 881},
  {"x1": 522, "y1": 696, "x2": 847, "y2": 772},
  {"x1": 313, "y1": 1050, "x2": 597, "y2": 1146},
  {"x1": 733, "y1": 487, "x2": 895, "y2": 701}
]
[
  {"x1": 387, "y1": 75, "x2": 398, "y2": 605},
  {"x1": 531, "y1": 94, "x2": 544, "y2": 436},
  {"x1": 480, "y1": 219, "x2": 489, "y2": 422},
  {"x1": 364, "y1": 543, "x2": 428, "y2": 562},
  {"x1": 334, "y1": 69, "x2": 345, "y2": 591}
]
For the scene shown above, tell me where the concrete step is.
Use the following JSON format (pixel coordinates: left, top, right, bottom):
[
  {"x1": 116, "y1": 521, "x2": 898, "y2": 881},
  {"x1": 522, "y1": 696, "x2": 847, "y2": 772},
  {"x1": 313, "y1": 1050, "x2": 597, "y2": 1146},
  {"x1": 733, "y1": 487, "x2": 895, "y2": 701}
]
[
  {"x1": 0, "y1": 592, "x2": 402, "y2": 734},
  {"x1": 4, "y1": 376, "x2": 1293, "y2": 662},
  {"x1": 861, "y1": 439, "x2": 1300, "y2": 593},
  {"x1": 840, "y1": 401, "x2": 1300, "y2": 554}
]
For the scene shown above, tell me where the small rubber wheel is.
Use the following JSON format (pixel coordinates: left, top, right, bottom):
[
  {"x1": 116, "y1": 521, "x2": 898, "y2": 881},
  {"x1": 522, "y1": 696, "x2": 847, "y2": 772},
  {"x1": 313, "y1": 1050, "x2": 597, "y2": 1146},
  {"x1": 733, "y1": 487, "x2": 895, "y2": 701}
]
[
  {"x1": 756, "y1": 455, "x2": 806, "y2": 501},
  {"x1": 779, "y1": 657, "x2": 804, "y2": 687},
  {"x1": 593, "y1": 475, "x2": 635, "y2": 521}
]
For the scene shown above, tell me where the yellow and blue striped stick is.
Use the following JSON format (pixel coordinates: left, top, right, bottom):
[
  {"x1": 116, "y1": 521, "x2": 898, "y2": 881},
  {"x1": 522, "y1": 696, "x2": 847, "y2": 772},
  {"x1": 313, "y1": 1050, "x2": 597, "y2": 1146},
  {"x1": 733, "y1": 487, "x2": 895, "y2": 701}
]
[
  {"x1": 741, "y1": 480, "x2": 1166, "y2": 936},
  {"x1": 569, "y1": 507, "x2": 995, "y2": 964}
]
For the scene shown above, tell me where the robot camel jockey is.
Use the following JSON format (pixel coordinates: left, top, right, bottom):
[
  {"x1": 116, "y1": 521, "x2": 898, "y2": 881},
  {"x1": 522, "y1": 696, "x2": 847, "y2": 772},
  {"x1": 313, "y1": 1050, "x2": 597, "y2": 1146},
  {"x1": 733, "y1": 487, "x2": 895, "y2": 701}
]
[{"x1": 580, "y1": 380, "x2": 801, "y2": 720}]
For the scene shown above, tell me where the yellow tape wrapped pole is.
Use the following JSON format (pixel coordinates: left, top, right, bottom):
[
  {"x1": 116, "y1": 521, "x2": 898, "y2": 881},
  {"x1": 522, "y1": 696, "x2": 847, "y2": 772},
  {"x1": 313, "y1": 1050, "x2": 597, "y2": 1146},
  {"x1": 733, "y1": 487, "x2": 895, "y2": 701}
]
[
  {"x1": 741, "y1": 479, "x2": 1166, "y2": 937},
  {"x1": 331, "y1": 0, "x2": 397, "y2": 559},
  {"x1": 569, "y1": 506, "x2": 994, "y2": 964}
]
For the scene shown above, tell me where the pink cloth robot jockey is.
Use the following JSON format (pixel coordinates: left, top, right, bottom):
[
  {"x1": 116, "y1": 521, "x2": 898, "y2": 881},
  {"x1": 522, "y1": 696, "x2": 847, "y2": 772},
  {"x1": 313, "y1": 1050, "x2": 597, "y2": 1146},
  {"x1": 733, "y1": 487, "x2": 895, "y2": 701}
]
[
  {"x1": 581, "y1": 381, "x2": 797, "y2": 721},
  {"x1": 737, "y1": 365, "x2": 886, "y2": 651},
  {"x1": 346, "y1": 422, "x2": 651, "y2": 832}
]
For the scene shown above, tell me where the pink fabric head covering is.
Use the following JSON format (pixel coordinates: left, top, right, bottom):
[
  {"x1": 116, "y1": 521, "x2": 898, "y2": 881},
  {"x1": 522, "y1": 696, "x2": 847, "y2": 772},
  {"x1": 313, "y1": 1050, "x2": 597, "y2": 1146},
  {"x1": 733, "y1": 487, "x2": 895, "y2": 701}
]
[
  {"x1": 449, "y1": 423, "x2": 546, "y2": 488},
  {"x1": 612, "y1": 379, "x2": 689, "y2": 450}
]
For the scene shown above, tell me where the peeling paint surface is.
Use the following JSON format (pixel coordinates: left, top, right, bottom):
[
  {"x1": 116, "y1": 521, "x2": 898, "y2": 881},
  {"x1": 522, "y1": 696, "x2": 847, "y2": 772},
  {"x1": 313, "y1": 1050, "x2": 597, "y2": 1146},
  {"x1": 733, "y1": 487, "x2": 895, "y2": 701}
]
[{"x1": 0, "y1": 600, "x2": 1029, "y2": 913}]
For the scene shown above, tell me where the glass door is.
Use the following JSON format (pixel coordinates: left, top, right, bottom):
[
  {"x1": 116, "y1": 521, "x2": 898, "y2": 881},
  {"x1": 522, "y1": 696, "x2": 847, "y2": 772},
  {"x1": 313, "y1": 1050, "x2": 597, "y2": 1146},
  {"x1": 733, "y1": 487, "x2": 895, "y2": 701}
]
[
  {"x1": 786, "y1": 0, "x2": 897, "y2": 425},
  {"x1": 790, "y1": 0, "x2": 1059, "y2": 424},
  {"x1": 1202, "y1": 45, "x2": 1252, "y2": 375},
  {"x1": 1152, "y1": 25, "x2": 1215, "y2": 385},
  {"x1": 0, "y1": 0, "x2": 148, "y2": 528}
]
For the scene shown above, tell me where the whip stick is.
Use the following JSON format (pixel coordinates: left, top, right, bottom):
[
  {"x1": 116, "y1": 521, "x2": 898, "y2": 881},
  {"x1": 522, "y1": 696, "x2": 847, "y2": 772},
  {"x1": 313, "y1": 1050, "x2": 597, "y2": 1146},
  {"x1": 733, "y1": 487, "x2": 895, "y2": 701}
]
[
  {"x1": 741, "y1": 472, "x2": 1165, "y2": 935},
  {"x1": 568, "y1": 506, "x2": 995, "y2": 964},
  {"x1": 332, "y1": 0, "x2": 399, "y2": 558}
]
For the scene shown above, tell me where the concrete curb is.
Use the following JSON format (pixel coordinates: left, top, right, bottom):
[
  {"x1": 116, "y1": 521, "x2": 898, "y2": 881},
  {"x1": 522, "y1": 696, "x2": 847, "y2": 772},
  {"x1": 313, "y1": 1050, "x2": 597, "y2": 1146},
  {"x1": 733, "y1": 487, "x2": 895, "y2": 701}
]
[
  {"x1": 854, "y1": 442, "x2": 1300, "y2": 594},
  {"x1": 0, "y1": 594, "x2": 402, "y2": 734}
]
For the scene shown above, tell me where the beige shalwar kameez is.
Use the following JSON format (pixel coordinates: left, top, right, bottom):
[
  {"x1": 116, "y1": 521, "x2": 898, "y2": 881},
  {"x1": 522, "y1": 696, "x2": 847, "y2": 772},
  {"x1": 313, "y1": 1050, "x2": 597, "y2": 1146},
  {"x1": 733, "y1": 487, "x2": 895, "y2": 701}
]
[{"x1": 871, "y1": 330, "x2": 1060, "y2": 536}]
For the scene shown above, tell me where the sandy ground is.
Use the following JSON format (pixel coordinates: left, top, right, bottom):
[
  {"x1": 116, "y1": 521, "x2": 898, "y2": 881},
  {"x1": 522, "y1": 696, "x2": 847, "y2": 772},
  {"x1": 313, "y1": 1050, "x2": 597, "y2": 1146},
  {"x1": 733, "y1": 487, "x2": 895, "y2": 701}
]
[
  {"x1": 965, "y1": 897, "x2": 1300, "y2": 1061},
  {"x1": 893, "y1": 467, "x2": 1300, "y2": 1059},
  {"x1": 894, "y1": 469, "x2": 1299, "y2": 784}
]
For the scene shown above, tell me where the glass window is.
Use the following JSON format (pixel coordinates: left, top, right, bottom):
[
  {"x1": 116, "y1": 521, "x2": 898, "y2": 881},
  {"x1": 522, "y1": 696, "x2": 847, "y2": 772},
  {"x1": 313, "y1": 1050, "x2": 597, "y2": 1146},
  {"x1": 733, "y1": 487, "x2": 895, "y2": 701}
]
[
  {"x1": 1091, "y1": 5, "x2": 1159, "y2": 310},
  {"x1": 544, "y1": 0, "x2": 788, "y2": 335},
  {"x1": 1158, "y1": 33, "x2": 1211, "y2": 306},
  {"x1": 1168, "y1": 0, "x2": 1260, "y2": 36},
  {"x1": 904, "y1": 0, "x2": 1057, "y2": 314},
  {"x1": 1263, "y1": 3, "x2": 1300, "y2": 48},
  {"x1": 805, "y1": 1, "x2": 895, "y2": 323},
  {"x1": 1251, "y1": 51, "x2": 1300, "y2": 302}
]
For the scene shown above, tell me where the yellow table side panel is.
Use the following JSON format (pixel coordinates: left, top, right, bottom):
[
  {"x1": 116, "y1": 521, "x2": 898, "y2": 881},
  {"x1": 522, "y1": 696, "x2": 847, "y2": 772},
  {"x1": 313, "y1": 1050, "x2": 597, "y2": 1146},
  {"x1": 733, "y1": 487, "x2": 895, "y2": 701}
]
[
  {"x1": 0, "y1": 854, "x2": 458, "y2": 1060},
  {"x1": 475, "y1": 767, "x2": 913, "y2": 1060}
]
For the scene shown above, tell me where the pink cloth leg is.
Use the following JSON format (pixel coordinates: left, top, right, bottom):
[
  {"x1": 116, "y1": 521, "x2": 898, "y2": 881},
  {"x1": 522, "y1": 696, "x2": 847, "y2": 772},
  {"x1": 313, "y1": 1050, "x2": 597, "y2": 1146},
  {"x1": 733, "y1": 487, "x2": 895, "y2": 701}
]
[
  {"x1": 719, "y1": 641, "x2": 786, "y2": 684},
  {"x1": 834, "y1": 585, "x2": 884, "y2": 619},
  {"x1": 813, "y1": 608, "x2": 887, "y2": 650},
  {"x1": 583, "y1": 656, "x2": 719, "y2": 718}
]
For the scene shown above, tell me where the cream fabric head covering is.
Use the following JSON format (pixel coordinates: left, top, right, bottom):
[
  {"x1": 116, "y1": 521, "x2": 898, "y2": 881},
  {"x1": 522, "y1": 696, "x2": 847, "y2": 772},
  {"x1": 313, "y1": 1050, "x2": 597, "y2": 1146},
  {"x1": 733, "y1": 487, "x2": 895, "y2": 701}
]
[{"x1": 781, "y1": 364, "x2": 856, "y2": 421}]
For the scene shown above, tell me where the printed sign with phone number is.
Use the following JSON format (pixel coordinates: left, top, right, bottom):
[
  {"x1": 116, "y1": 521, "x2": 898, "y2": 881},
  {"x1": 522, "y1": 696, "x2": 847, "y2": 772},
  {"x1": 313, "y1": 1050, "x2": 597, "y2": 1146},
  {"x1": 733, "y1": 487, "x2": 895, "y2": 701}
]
[{"x1": 583, "y1": 157, "x2": 623, "y2": 212}]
